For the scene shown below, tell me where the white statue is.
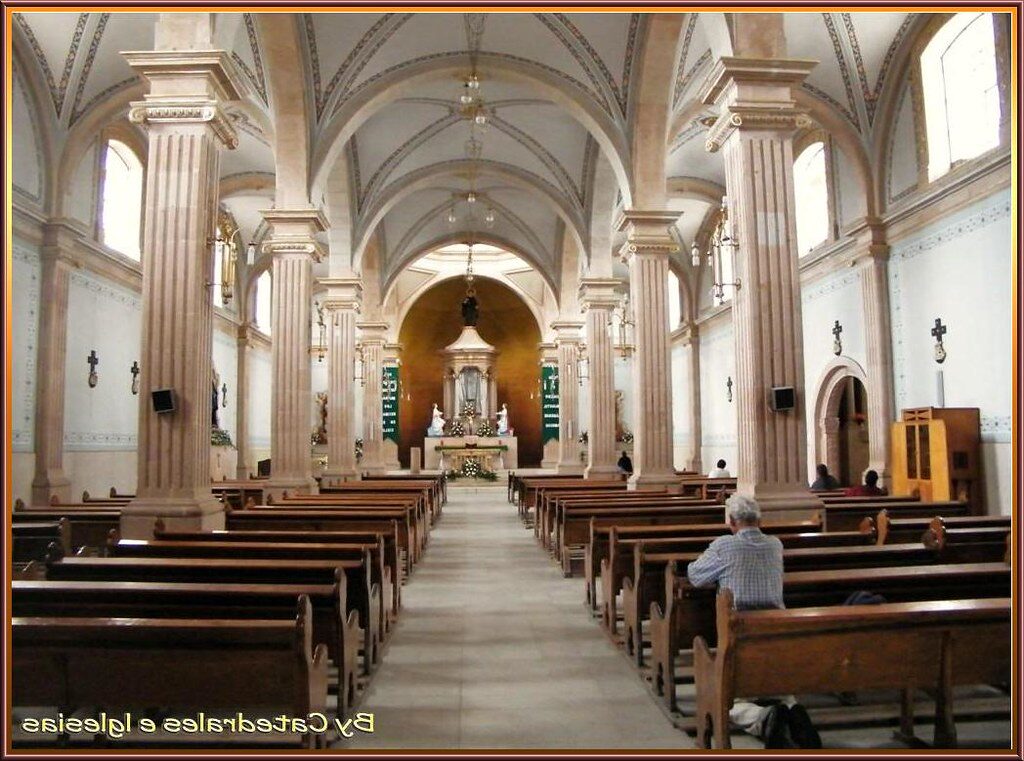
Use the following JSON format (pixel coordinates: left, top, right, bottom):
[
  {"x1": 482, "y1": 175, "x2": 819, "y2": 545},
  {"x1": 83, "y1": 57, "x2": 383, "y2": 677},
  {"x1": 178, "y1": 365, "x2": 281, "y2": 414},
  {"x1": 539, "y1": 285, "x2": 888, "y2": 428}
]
[
  {"x1": 496, "y1": 403, "x2": 509, "y2": 436},
  {"x1": 427, "y1": 403, "x2": 446, "y2": 437}
]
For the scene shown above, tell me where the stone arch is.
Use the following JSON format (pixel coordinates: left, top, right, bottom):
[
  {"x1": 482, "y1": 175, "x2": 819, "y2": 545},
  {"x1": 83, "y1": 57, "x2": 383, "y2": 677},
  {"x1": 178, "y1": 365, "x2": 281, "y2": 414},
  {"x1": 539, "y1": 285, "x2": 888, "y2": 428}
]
[
  {"x1": 811, "y1": 357, "x2": 869, "y2": 483},
  {"x1": 310, "y1": 51, "x2": 633, "y2": 207}
]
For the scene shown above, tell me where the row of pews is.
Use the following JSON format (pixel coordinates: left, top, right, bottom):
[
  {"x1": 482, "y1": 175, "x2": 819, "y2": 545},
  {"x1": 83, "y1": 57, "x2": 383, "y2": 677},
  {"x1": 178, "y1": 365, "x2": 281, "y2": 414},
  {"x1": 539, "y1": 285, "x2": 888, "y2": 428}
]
[
  {"x1": 11, "y1": 475, "x2": 446, "y2": 749},
  {"x1": 508, "y1": 472, "x2": 1012, "y2": 749}
]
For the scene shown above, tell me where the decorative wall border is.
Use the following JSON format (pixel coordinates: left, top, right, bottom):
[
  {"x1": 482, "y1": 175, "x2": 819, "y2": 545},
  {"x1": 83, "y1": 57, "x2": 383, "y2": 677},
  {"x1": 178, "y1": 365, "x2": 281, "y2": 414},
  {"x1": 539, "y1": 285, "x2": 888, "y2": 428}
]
[
  {"x1": 70, "y1": 268, "x2": 143, "y2": 311},
  {"x1": 801, "y1": 265, "x2": 860, "y2": 304},
  {"x1": 981, "y1": 415, "x2": 1010, "y2": 444},
  {"x1": 12, "y1": 241, "x2": 41, "y2": 452},
  {"x1": 63, "y1": 432, "x2": 137, "y2": 451}
]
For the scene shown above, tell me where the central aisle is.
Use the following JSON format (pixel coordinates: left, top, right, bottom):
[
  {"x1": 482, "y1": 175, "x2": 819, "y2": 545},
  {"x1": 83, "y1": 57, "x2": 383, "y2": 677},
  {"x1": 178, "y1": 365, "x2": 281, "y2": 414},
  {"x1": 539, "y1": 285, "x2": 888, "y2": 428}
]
[{"x1": 344, "y1": 486, "x2": 688, "y2": 750}]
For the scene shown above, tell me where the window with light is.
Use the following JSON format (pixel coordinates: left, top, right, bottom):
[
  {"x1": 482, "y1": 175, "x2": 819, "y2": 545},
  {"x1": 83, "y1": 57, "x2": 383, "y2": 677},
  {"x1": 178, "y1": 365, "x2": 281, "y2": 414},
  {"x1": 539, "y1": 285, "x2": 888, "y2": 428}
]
[
  {"x1": 668, "y1": 270, "x2": 681, "y2": 329},
  {"x1": 100, "y1": 139, "x2": 143, "y2": 260},
  {"x1": 255, "y1": 271, "x2": 272, "y2": 335},
  {"x1": 793, "y1": 142, "x2": 830, "y2": 257},
  {"x1": 921, "y1": 13, "x2": 1000, "y2": 180}
]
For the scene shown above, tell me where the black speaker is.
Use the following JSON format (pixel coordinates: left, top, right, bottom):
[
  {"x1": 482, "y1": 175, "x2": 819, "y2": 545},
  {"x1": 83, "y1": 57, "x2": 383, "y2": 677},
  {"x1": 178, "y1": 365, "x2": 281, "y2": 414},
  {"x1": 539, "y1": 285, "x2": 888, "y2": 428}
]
[
  {"x1": 151, "y1": 389, "x2": 175, "y2": 414},
  {"x1": 770, "y1": 386, "x2": 795, "y2": 411}
]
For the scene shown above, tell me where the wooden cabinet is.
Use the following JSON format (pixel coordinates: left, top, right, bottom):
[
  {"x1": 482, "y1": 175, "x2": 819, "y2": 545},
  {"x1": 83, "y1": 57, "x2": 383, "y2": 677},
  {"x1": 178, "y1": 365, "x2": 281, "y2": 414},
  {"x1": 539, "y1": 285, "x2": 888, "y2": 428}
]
[{"x1": 891, "y1": 407, "x2": 982, "y2": 514}]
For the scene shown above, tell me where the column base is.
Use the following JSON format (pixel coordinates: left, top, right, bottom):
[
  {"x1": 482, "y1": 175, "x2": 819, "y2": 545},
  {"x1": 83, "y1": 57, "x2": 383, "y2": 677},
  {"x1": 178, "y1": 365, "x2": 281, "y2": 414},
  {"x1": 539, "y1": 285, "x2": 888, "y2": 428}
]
[
  {"x1": 120, "y1": 494, "x2": 225, "y2": 539},
  {"x1": 628, "y1": 471, "x2": 680, "y2": 493},
  {"x1": 31, "y1": 472, "x2": 72, "y2": 506},
  {"x1": 584, "y1": 463, "x2": 622, "y2": 480},
  {"x1": 321, "y1": 468, "x2": 359, "y2": 486},
  {"x1": 557, "y1": 462, "x2": 585, "y2": 475},
  {"x1": 263, "y1": 476, "x2": 318, "y2": 503},
  {"x1": 235, "y1": 465, "x2": 251, "y2": 480},
  {"x1": 738, "y1": 485, "x2": 824, "y2": 524},
  {"x1": 684, "y1": 456, "x2": 703, "y2": 475}
]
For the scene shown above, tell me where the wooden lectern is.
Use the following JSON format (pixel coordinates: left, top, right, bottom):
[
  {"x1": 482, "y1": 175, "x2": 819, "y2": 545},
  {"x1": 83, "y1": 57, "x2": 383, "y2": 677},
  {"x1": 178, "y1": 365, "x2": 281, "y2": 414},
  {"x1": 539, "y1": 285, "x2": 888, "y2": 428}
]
[{"x1": 891, "y1": 407, "x2": 982, "y2": 514}]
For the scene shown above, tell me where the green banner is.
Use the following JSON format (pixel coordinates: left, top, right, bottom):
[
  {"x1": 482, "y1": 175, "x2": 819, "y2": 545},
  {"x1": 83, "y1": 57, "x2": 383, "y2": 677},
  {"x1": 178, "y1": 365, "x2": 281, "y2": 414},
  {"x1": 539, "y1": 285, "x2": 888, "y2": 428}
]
[
  {"x1": 382, "y1": 366, "x2": 399, "y2": 443},
  {"x1": 541, "y1": 364, "x2": 559, "y2": 444}
]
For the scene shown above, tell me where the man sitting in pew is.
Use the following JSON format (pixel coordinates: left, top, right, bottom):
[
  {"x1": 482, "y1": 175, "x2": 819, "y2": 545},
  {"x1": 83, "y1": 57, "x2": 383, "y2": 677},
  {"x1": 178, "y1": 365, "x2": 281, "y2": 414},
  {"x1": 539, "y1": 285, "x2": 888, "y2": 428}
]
[
  {"x1": 707, "y1": 459, "x2": 731, "y2": 478},
  {"x1": 810, "y1": 463, "x2": 841, "y2": 491},
  {"x1": 686, "y1": 495, "x2": 821, "y2": 749},
  {"x1": 844, "y1": 469, "x2": 887, "y2": 497}
]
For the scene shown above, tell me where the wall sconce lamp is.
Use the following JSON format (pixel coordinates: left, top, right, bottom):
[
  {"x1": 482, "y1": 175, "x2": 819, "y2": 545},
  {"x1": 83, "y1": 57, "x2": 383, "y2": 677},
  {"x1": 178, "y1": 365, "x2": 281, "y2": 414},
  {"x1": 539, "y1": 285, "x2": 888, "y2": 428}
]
[
  {"x1": 692, "y1": 196, "x2": 742, "y2": 306},
  {"x1": 221, "y1": 382, "x2": 228, "y2": 408},
  {"x1": 313, "y1": 301, "x2": 327, "y2": 362},
  {"x1": 353, "y1": 344, "x2": 366, "y2": 386},
  {"x1": 577, "y1": 347, "x2": 589, "y2": 386}
]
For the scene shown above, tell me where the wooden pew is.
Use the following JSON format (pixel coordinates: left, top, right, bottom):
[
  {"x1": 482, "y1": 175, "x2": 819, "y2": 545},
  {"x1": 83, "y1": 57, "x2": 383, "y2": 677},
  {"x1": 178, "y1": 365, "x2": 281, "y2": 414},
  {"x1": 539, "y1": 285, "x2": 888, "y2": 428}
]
[
  {"x1": 649, "y1": 562, "x2": 1011, "y2": 715},
  {"x1": 108, "y1": 534, "x2": 395, "y2": 642},
  {"x1": 923, "y1": 517, "x2": 1012, "y2": 563},
  {"x1": 517, "y1": 477, "x2": 602, "y2": 519},
  {"x1": 12, "y1": 597, "x2": 330, "y2": 749},
  {"x1": 692, "y1": 590, "x2": 1010, "y2": 748},
  {"x1": 677, "y1": 477, "x2": 737, "y2": 500},
  {"x1": 351, "y1": 473, "x2": 447, "y2": 508},
  {"x1": 210, "y1": 480, "x2": 267, "y2": 510},
  {"x1": 12, "y1": 577, "x2": 361, "y2": 719},
  {"x1": 80, "y1": 491, "x2": 131, "y2": 505},
  {"x1": 109, "y1": 487, "x2": 135, "y2": 498},
  {"x1": 44, "y1": 551, "x2": 382, "y2": 677},
  {"x1": 824, "y1": 500, "x2": 969, "y2": 532},
  {"x1": 12, "y1": 510, "x2": 119, "y2": 551},
  {"x1": 319, "y1": 481, "x2": 440, "y2": 523},
  {"x1": 13, "y1": 519, "x2": 71, "y2": 564},
  {"x1": 870, "y1": 510, "x2": 1011, "y2": 546}
]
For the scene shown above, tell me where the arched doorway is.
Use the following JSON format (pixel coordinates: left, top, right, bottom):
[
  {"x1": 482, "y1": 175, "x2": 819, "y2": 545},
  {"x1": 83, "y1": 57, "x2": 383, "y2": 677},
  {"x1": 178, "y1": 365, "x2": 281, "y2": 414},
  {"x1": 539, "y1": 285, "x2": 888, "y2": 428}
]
[
  {"x1": 813, "y1": 360, "x2": 871, "y2": 487},
  {"x1": 396, "y1": 277, "x2": 543, "y2": 468}
]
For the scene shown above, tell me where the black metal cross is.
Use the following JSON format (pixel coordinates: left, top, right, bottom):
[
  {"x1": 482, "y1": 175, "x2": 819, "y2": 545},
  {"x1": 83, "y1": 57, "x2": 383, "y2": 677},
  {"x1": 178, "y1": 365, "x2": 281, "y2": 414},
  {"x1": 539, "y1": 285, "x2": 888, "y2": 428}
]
[
  {"x1": 931, "y1": 318, "x2": 947, "y2": 341},
  {"x1": 130, "y1": 361, "x2": 140, "y2": 381},
  {"x1": 87, "y1": 350, "x2": 99, "y2": 371},
  {"x1": 832, "y1": 320, "x2": 843, "y2": 341}
]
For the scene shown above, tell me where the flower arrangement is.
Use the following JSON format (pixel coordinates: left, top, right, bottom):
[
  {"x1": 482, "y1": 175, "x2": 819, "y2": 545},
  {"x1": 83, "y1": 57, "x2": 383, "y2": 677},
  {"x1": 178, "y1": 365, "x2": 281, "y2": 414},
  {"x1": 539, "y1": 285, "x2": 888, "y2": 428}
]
[
  {"x1": 211, "y1": 428, "x2": 234, "y2": 447},
  {"x1": 577, "y1": 431, "x2": 589, "y2": 444},
  {"x1": 476, "y1": 419, "x2": 494, "y2": 437},
  {"x1": 461, "y1": 401, "x2": 477, "y2": 418},
  {"x1": 446, "y1": 456, "x2": 498, "y2": 481},
  {"x1": 449, "y1": 418, "x2": 466, "y2": 437},
  {"x1": 617, "y1": 431, "x2": 634, "y2": 444},
  {"x1": 355, "y1": 438, "x2": 364, "y2": 462}
]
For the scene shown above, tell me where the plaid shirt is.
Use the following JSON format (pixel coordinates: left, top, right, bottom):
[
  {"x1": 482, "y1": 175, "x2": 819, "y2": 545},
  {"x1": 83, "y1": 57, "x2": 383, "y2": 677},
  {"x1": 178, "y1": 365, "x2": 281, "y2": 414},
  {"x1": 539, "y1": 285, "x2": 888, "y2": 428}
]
[{"x1": 686, "y1": 527, "x2": 785, "y2": 610}]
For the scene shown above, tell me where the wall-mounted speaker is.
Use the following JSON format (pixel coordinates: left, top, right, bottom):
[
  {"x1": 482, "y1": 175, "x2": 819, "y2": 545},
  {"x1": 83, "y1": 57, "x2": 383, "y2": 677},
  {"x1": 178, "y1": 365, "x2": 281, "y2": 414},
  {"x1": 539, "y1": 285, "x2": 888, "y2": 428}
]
[
  {"x1": 151, "y1": 389, "x2": 176, "y2": 414},
  {"x1": 770, "y1": 386, "x2": 795, "y2": 412}
]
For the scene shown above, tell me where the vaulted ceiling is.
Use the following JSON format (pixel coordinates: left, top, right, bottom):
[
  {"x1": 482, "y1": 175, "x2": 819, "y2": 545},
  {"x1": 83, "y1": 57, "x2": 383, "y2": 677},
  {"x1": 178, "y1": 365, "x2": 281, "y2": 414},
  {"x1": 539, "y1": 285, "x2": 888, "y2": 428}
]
[{"x1": 13, "y1": 10, "x2": 924, "y2": 297}]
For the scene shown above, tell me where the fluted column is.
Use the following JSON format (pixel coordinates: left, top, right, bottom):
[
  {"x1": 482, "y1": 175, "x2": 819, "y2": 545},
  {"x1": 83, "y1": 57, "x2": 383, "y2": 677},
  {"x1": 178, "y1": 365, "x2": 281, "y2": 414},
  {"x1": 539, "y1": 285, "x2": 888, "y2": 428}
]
[
  {"x1": 320, "y1": 278, "x2": 361, "y2": 484},
  {"x1": 119, "y1": 48, "x2": 243, "y2": 537},
  {"x1": 553, "y1": 322, "x2": 584, "y2": 474},
  {"x1": 860, "y1": 245, "x2": 895, "y2": 486},
  {"x1": 579, "y1": 279, "x2": 620, "y2": 479},
  {"x1": 234, "y1": 323, "x2": 251, "y2": 479},
  {"x1": 30, "y1": 222, "x2": 77, "y2": 504},
  {"x1": 617, "y1": 211, "x2": 680, "y2": 490},
  {"x1": 359, "y1": 322, "x2": 388, "y2": 475},
  {"x1": 683, "y1": 322, "x2": 704, "y2": 473},
  {"x1": 702, "y1": 57, "x2": 820, "y2": 517},
  {"x1": 262, "y1": 209, "x2": 326, "y2": 497}
]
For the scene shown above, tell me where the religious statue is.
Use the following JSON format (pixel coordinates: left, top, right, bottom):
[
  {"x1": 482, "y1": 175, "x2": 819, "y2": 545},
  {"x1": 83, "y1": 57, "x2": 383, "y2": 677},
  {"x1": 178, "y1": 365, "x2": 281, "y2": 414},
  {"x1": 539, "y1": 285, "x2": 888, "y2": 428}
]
[
  {"x1": 461, "y1": 289, "x2": 479, "y2": 327},
  {"x1": 211, "y1": 369, "x2": 221, "y2": 429},
  {"x1": 614, "y1": 390, "x2": 625, "y2": 442},
  {"x1": 496, "y1": 403, "x2": 510, "y2": 436},
  {"x1": 311, "y1": 392, "x2": 328, "y2": 445},
  {"x1": 427, "y1": 403, "x2": 446, "y2": 437}
]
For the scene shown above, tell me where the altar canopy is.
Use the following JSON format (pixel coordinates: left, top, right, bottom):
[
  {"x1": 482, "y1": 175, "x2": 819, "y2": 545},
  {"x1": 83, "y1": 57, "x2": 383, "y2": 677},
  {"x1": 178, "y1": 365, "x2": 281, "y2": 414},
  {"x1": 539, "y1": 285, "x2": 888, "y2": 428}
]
[{"x1": 442, "y1": 325, "x2": 498, "y2": 421}]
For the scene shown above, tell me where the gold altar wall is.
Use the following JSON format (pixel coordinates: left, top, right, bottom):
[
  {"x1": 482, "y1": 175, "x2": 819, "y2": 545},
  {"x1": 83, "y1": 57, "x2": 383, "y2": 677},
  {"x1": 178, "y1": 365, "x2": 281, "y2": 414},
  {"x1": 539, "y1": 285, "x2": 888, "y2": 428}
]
[{"x1": 397, "y1": 277, "x2": 542, "y2": 468}]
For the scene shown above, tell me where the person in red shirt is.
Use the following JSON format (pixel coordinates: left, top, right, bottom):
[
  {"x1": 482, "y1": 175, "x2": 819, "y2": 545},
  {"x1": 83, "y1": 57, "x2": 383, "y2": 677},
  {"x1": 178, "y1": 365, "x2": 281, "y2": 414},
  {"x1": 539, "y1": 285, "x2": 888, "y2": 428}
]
[{"x1": 845, "y1": 469, "x2": 887, "y2": 497}]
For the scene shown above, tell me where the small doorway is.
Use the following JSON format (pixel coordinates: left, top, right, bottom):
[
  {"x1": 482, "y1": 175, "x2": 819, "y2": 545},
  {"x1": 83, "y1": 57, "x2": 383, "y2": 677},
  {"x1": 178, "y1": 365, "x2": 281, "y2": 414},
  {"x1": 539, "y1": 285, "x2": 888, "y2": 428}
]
[{"x1": 815, "y1": 363, "x2": 871, "y2": 488}]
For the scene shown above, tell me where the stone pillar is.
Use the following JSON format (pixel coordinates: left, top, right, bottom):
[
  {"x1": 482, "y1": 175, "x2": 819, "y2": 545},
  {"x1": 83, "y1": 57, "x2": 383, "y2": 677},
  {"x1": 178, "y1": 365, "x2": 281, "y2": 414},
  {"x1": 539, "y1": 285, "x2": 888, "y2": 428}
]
[
  {"x1": 860, "y1": 245, "x2": 895, "y2": 486},
  {"x1": 682, "y1": 322, "x2": 704, "y2": 473},
  {"x1": 30, "y1": 222, "x2": 76, "y2": 505},
  {"x1": 616, "y1": 211, "x2": 680, "y2": 490},
  {"x1": 262, "y1": 209, "x2": 326, "y2": 497},
  {"x1": 553, "y1": 322, "x2": 584, "y2": 475},
  {"x1": 358, "y1": 322, "x2": 388, "y2": 475},
  {"x1": 119, "y1": 48, "x2": 243, "y2": 537},
  {"x1": 320, "y1": 278, "x2": 361, "y2": 484},
  {"x1": 234, "y1": 323, "x2": 251, "y2": 479},
  {"x1": 702, "y1": 57, "x2": 820, "y2": 517},
  {"x1": 579, "y1": 279, "x2": 620, "y2": 479}
]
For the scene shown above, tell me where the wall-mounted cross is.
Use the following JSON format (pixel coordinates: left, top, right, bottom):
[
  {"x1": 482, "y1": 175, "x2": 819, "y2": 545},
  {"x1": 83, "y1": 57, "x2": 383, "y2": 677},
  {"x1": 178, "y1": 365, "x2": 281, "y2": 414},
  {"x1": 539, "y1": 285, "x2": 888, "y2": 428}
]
[
  {"x1": 726, "y1": 375, "x2": 733, "y2": 403},
  {"x1": 130, "y1": 361, "x2": 140, "y2": 395},
  {"x1": 931, "y1": 318, "x2": 948, "y2": 364},
  {"x1": 87, "y1": 350, "x2": 99, "y2": 388},
  {"x1": 832, "y1": 320, "x2": 843, "y2": 355}
]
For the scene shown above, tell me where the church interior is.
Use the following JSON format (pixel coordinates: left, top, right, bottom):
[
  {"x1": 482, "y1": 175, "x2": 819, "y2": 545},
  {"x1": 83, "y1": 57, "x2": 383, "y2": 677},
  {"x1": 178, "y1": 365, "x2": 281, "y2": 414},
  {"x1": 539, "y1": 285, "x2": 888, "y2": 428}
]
[{"x1": 7, "y1": 8, "x2": 1016, "y2": 752}]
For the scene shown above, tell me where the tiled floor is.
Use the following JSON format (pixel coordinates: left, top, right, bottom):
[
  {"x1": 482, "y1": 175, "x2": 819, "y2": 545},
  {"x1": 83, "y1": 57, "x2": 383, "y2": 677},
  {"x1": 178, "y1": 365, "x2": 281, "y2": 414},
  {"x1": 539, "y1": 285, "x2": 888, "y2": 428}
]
[{"x1": 341, "y1": 486, "x2": 688, "y2": 750}]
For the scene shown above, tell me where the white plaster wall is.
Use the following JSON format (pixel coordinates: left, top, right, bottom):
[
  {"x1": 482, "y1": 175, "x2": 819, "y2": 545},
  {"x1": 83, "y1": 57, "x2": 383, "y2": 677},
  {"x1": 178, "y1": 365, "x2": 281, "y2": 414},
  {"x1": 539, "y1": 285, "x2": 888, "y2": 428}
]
[
  {"x1": 613, "y1": 354, "x2": 634, "y2": 437},
  {"x1": 887, "y1": 82, "x2": 919, "y2": 204},
  {"x1": 12, "y1": 73, "x2": 42, "y2": 201},
  {"x1": 670, "y1": 341, "x2": 694, "y2": 470},
  {"x1": 833, "y1": 145, "x2": 867, "y2": 230},
  {"x1": 62, "y1": 269, "x2": 142, "y2": 497},
  {"x1": 247, "y1": 343, "x2": 272, "y2": 467},
  {"x1": 67, "y1": 140, "x2": 99, "y2": 228},
  {"x1": 212, "y1": 327, "x2": 238, "y2": 443},
  {"x1": 800, "y1": 269, "x2": 867, "y2": 481},
  {"x1": 12, "y1": 239, "x2": 41, "y2": 504},
  {"x1": 698, "y1": 320, "x2": 737, "y2": 473},
  {"x1": 888, "y1": 190, "x2": 1012, "y2": 513}
]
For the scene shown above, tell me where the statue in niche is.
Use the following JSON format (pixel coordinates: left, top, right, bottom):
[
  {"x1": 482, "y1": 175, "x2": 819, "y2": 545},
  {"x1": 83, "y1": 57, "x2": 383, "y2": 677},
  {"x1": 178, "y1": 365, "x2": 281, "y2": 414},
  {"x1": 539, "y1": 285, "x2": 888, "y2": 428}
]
[
  {"x1": 497, "y1": 403, "x2": 509, "y2": 436},
  {"x1": 211, "y1": 368, "x2": 221, "y2": 429},
  {"x1": 312, "y1": 392, "x2": 328, "y2": 445},
  {"x1": 461, "y1": 287, "x2": 479, "y2": 327},
  {"x1": 427, "y1": 403, "x2": 446, "y2": 437}
]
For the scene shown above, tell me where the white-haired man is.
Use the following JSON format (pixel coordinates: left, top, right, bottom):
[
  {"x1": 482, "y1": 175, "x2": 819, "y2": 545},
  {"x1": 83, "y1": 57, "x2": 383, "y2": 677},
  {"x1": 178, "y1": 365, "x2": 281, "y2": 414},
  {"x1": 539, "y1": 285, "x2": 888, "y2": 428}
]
[{"x1": 687, "y1": 494, "x2": 822, "y2": 749}]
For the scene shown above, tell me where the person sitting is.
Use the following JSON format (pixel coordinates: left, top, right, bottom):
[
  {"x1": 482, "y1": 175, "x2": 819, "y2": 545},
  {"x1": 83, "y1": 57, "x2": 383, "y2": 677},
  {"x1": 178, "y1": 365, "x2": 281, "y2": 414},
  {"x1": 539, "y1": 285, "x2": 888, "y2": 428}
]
[
  {"x1": 809, "y1": 463, "x2": 841, "y2": 491},
  {"x1": 707, "y1": 459, "x2": 731, "y2": 478},
  {"x1": 844, "y1": 469, "x2": 886, "y2": 497},
  {"x1": 687, "y1": 494, "x2": 822, "y2": 749},
  {"x1": 617, "y1": 451, "x2": 633, "y2": 475}
]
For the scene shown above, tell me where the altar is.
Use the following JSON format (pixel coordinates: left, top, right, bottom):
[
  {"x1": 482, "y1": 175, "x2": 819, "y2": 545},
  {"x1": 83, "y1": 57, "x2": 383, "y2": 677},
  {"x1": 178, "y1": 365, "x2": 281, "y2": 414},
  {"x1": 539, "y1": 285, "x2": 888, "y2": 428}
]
[{"x1": 424, "y1": 436, "x2": 519, "y2": 471}]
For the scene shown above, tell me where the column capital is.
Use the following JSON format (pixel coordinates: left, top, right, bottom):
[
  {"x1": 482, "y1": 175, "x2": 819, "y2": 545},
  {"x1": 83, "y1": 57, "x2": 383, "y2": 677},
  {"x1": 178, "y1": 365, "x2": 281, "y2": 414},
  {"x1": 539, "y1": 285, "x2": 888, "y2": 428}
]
[
  {"x1": 124, "y1": 50, "x2": 244, "y2": 149},
  {"x1": 578, "y1": 278, "x2": 623, "y2": 311},
  {"x1": 319, "y1": 277, "x2": 363, "y2": 311},
  {"x1": 357, "y1": 321, "x2": 390, "y2": 344},
  {"x1": 261, "y1": 208, "x2": 328, "y2": 262},
  {"x1": 615, "y1": 210, "x2": 680, "y2": 261},
  {"x1": 700, "y1": 57, "x2": 817, "y2": 153},
  {"x1": 551, "y1": 321, "x2": 584, "y2": 344},
  {"x1": 538, "y1": 342, "x2": 558, "y2": 364}
]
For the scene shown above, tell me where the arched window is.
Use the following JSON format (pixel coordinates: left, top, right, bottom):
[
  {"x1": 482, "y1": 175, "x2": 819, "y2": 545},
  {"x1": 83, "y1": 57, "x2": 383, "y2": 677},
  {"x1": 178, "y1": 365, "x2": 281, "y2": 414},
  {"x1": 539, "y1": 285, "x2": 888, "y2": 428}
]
[
  {"x1": 668, "y1": 270, "x2": 681, "y2": 329},
  {"x1": 255, "y1": 271, "x2": 272, "y2": 335},
  {"x1": 100, "y1": 139, "x2": 143, "y2": 260},
  {"x1": 793, "y1": 142, "x2": 830, "y2": 257},
  {"x1": 921, "y1": 13, "x2": 1000, "y2": 181}
]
